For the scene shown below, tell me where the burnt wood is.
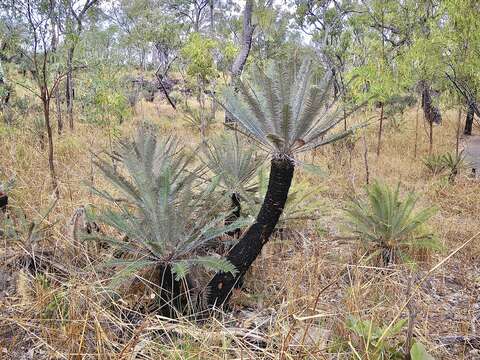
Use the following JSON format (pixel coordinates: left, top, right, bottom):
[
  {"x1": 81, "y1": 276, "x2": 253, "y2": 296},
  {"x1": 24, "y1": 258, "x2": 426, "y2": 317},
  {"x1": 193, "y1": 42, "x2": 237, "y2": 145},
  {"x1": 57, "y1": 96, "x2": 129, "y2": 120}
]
[
  {"x1": 225, "y1": 192, "x2": 241, "y2": 237},
  {"x1": 465, "y1": 103, "x2": 474, "y2": 135},
  {"x1": 0, "y1": 192, "x2": 7, "y2": 213},
  {"x1": 206, "y1": 158, "x2": 294, "y2": 308}
]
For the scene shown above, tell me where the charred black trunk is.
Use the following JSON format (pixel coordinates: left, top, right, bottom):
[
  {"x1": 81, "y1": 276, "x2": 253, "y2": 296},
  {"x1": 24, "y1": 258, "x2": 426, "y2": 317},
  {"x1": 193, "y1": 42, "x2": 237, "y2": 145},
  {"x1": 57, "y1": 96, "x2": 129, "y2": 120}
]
[
  {"x1": 465, "y1": 103, "x2": 474, "y2": 135},
  {"x1": 421, "y1": 85, "x2": 442, "y2": 125},
  {"x1": 421, "y1": 84, "x2": 441, "y2": 154},
  {"x1": 157, "y1": 265, "x2": 192, "y2": 317},
  {"x1": 0, "y1": 191, "x2": 7, "y2": 213},
  {"x1": 206, "y1": 158, "x2": 294, "y2": 308},
  {"x1": 225, "y1": 192, "x2": 241, "y2": 237},
  {"x1": 381, "y1": 247, "x2": 395, "y2": 267}
]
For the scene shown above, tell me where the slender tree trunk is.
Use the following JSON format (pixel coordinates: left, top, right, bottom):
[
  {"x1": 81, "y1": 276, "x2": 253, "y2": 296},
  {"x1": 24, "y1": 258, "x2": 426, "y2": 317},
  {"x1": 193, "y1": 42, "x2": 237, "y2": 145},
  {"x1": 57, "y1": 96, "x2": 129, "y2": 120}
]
[
  {"x1": 0, "y1": 191, "x2": 7, "y2": 213},
  {"x1": 206, "y1": 158, "x2": 294, "y2": 308},
  {"x1": 53, "y1": 45, "x2": 63, "y2": 134},
  {"x1": 0, "y1": 60, "x2": 9, "y2": 110},
  {"x1": 231, "y1": 0, "x2": 254, "y2": 79},
  {"x1": 209, "y1": 0, "x2": 217, "y2": 122},
  {"x1": 464, "y1": 103, "x2": 474, "y2": 135},
  {"x1": 55, "y1": 91, "x2": 63, "y2": 134},
  {"x1": 210, "y1": 83, "x2": 217, "y2": 122},
  {"x1": 209, "y1": 0, "x2": 214, "y2": 33},
  {"x1": 66, "y1": 46, "x2": 75, "y2": 130},
  {"x1": 456, "y1": 108, "x2": 462, "y2": 156},
  {"x1": 42, "y1": 91, "x2": 59, "y2": 197},
  {"x1": 377, "y1": 7, "x2": 385, "y2": 158},
  {"x1": 429, "y1": 116, "x2": 433, "y2": 155},
  {"x1": 225, "y1": 192, "x2": 241, "y2": 237},
  {"x1": 376, "y1": 103, "x2": 384, "y2": 157},
  {"x1": 198, "y1": 84, "x2": 207, "y2": 139},
  {"x1": 225, "y1": 0, "x2": 254, "y2": 124},
  {"x1": 50, "y1": 6, "x2": 63, "y2": 135},
  {"x1": 414, "y1": 103, "x2": 419, "y2": 158},
  {"x1": 362, "y1": 134, "x2": 369, "y2": 185}
]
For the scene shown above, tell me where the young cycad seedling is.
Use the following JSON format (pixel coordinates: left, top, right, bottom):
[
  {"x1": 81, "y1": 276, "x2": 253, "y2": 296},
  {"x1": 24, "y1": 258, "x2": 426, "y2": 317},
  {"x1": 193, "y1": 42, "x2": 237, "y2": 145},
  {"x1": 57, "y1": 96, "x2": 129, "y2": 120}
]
[
  {"x1": 422, "y1": 154, "x2": 447, "y2": 175},
  {"x1": 345, "y1": 182, "x2": 439, "y2": 266},
  {"x1": 423, "y1": 151, "x2": 468, "y2": 182},
  {"x1": 88, "y1": 126, "x2": 241, "y2": 314},
  {"x1": 207, "y1": 59, "x2": 357, "y2": 307},
  {"x1": 201, "y1": 134, "x2": 263, "y2": 236},
  {"x1": 346, "y1": 316, "x2": 407, "y2": 359}
]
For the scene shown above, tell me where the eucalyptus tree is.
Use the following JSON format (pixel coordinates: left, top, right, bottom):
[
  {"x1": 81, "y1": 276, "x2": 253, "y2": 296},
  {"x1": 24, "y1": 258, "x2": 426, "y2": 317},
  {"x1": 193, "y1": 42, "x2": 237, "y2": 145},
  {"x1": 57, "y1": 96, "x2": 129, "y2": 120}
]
[
  {"x1": 1, "y1": 0, "x2": 68, "y2": 196},
  {"x1": 63, "y1": 0, "x2": 99, "y2": 131},
  {"x1": 206, "y1": 59, "x2": 357, "y2": 307},
  {"x1": 50, "y1": 2, "x2": 64, "y2": 134},
  {"x1": 108, "y1": 0, "x2": 184, "y2": 106},
  {"x1": 296, "y1": 0, "x2": 379, "y2": 154},
  {"x1": 348, "y1": 0, "x2": 418, "y2": 156},
  {"x1": 166, "y1": 0, "x2": 212, "y2": 33},
  {"x1": 396, "y1": 0, "x2": 445, "y2": 154},
  {"x1": 442, "y1": 0, "x2": 480, "y2": 136},
  {"x1": 295, "y1": 0, "x2": 355, "y2": 97},
  {"x1": 230, "y1": 0, "x2": 255, "y2": 82},
  {"x1": 180, "y1": 32, "x2": 218, "y2": 137}
]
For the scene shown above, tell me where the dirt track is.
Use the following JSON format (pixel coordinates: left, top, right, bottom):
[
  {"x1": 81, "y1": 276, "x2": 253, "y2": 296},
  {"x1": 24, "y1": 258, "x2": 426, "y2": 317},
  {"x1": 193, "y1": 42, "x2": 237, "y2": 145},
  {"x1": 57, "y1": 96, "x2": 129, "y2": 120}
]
[{"x1": 463, "y1": 135, "x2": 480, "y2": 172}]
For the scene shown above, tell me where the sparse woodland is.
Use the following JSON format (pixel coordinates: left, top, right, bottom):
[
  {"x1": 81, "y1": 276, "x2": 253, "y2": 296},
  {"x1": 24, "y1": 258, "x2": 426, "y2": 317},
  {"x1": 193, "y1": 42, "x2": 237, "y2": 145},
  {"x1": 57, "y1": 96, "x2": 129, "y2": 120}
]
[{"x1": 1, "y1": 0, "x2": 480, "y2": 359}]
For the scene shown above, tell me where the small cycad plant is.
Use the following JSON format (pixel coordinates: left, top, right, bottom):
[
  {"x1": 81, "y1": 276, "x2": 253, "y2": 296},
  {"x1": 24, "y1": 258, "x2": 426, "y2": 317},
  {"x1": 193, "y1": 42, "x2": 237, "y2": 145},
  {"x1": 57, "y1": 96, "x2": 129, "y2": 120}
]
[
  {"x1": 88, "y1": 127, "x2": 241, "y2": 313},
  {"x1": 345, "y1": 182, "x2": 439, "y2": 266},
  {"x1": 422, "y1": 154, "x2": 446, "y2": 175},
  {"x1": 345, "y1": 316, "x2": 406, "y2": 359},
  {"x1": 423, "y1": 151, "x2": 468, "y2": 183},
  {"x1": 201, "y1": 134, "x2": 263, "y2": 237},
  {"x1": 343, "y1": 316, "x2": 434, "y2": 360}
]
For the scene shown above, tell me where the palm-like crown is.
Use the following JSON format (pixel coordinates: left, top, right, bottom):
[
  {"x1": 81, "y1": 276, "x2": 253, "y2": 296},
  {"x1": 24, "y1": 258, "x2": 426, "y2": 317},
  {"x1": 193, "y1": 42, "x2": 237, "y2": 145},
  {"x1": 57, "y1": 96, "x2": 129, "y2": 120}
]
[
  {"x1": 200, "y1": 134, "x2": 263, "y2": 195},
  {"x1": 222, "y1": 59, "x2": 348, "y2": 156}
]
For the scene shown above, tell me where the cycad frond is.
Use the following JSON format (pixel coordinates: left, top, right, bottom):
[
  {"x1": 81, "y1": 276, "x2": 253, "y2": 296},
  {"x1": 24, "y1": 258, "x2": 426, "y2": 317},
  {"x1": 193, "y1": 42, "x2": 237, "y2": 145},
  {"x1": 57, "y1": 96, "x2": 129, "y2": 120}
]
[
  {"x1": 200, "y1": 134, "x2": 263, "y2": 194},
  {"x1": 222, "y1": 59, "x2": 350, "y2": 156}
]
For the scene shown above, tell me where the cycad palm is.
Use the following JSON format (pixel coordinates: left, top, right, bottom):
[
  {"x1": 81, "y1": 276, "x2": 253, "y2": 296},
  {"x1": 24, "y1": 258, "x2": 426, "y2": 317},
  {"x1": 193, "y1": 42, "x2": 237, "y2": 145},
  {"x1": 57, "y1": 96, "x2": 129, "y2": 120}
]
[
  {"x1": 89, "y1": 127, "x2": 238, "y2": 314},
  {"x1": 207, "y1": 59, "x2": 354, "y2": 307}
]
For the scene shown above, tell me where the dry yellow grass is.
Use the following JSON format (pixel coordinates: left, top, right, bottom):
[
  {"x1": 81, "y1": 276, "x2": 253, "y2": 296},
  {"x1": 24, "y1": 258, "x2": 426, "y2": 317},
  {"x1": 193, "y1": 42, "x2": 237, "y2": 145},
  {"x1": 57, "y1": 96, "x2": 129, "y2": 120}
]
[{"x1": 0, "y1": 98, "x2": 479, "y2": 359}]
